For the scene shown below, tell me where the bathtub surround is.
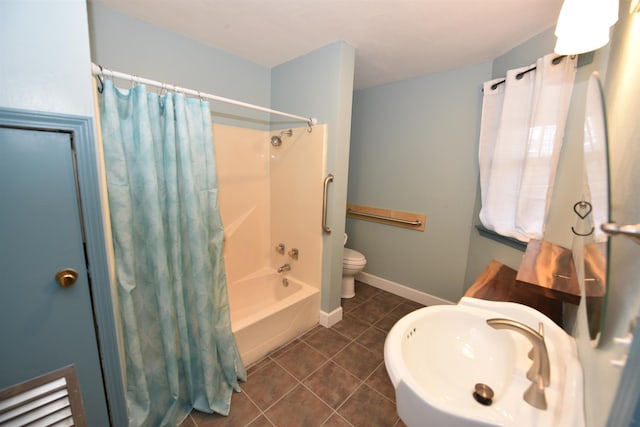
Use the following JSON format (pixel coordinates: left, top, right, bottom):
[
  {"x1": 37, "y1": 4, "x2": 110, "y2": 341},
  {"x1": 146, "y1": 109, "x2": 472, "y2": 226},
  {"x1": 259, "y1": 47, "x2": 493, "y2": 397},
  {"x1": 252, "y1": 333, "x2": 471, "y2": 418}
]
[
  {"x1": 99, "y1": 81, "x2": 245, "y2": 422},
  {"x1": 214, "y1": 124, "x2": 325, "y2": 366}
]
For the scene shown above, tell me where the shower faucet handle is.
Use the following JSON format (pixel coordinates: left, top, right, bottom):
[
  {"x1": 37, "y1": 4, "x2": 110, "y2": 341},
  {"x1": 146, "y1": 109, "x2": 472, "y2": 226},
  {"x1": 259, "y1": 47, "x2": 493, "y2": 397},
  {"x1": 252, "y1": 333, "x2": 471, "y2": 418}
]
[
  {"x1": 289, "y1": 248, "x2": 299, "y2": 260},
  {"x1": 276, "y1": 243, "x2": 285, "y2": 254}
]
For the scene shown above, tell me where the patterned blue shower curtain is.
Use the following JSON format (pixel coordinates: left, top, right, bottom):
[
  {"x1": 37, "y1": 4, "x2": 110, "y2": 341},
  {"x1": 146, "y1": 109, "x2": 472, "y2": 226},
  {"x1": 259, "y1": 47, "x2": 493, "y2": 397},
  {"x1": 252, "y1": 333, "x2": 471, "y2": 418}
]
[{"x1": 99, "y1": 80, "x2": 246, "y2": 426}]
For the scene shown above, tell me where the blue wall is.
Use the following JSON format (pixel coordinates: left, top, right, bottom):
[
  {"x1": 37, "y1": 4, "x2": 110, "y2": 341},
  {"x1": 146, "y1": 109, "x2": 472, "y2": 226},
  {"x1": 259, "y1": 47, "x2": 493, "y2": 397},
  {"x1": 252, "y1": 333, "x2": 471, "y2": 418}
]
[
  {"x1": 0, "y1": 0, "x2": 95, "y2": 116},
  {"x1": 1, "y1": 1, "x2": 126, "y2": 423},
  {"x1": 88, "y1": 2, "x2": 272, "y2": 128},
  {"x1": 272, "y1": 42, "x2": 355, "y2": 313},
  {"x1": 348, "y1": 61, "x2": 491, "y2": 302},
  {"x1": 348, "y1": 9, "x2": 640, "y2": 425}
]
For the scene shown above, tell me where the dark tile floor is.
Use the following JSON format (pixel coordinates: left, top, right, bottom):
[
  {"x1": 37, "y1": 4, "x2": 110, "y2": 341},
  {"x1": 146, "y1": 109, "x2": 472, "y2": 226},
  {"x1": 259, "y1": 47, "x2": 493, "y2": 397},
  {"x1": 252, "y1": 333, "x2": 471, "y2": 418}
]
[{"x1": 180, "y1": 281, "x2": 424, "y2": 427}]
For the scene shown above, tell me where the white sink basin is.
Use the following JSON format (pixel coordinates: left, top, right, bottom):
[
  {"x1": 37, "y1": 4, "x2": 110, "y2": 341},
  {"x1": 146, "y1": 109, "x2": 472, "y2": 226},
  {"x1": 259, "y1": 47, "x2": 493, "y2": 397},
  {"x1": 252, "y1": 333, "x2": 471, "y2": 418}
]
[{"x1": 384, "y1": 297, "x2": 584, "y2": 427}]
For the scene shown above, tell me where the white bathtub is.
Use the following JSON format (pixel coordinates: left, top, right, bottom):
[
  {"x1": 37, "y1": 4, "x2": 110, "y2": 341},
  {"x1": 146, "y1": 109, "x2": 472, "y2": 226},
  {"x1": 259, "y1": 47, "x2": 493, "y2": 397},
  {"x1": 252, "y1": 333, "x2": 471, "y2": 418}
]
[{"x1": 228, "y1": 269, "x2": 320, "y2": 366}]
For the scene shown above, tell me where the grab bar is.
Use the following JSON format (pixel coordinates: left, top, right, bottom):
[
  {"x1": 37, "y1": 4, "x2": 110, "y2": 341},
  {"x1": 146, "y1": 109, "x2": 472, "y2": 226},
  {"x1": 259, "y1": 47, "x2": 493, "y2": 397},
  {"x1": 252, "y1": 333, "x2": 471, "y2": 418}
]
[
  {"x1": 322, "y1": 174, "x2": 334, "y2": 234},
  {"x1": 347, "y1": 209, "x2": 423, "y2": 226}
]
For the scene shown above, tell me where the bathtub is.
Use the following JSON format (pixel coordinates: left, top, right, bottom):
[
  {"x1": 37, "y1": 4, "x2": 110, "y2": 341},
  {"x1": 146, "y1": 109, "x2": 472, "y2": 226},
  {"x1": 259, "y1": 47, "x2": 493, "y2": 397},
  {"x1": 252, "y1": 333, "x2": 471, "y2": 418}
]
[{"x1": 228, "y1": 269, "x2": 320, "y2": 366}]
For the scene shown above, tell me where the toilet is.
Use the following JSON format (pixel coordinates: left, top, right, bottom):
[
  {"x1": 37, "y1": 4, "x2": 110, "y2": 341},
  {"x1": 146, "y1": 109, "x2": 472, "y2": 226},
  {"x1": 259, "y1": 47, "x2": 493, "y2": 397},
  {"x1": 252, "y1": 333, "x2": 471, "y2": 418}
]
[{"x1": 342, "y1": 234, "x2": 367, "y2": 298}]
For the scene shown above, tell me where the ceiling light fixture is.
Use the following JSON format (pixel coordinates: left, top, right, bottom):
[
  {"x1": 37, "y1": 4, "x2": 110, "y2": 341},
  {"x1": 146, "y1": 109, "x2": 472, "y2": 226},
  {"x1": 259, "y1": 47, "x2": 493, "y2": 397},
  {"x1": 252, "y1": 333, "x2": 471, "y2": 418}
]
[{"x1": 554, "y1": 0, "x2": 619, "y2": 54}]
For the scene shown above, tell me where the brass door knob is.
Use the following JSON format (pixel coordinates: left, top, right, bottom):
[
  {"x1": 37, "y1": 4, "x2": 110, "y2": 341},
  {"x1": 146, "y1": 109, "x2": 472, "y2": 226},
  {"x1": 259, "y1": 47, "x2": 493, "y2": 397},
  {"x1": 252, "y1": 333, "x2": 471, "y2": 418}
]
[{"x1": 55, "y1": 269, "x2": 79, "y2": 287}]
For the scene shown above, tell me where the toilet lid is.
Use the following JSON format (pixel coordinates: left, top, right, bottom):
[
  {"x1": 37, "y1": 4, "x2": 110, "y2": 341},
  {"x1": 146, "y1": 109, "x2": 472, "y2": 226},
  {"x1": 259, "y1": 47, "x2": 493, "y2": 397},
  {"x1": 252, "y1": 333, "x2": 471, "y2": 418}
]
[{"x1": 343, "y1": 248, "x2": 366, "y2": 263}]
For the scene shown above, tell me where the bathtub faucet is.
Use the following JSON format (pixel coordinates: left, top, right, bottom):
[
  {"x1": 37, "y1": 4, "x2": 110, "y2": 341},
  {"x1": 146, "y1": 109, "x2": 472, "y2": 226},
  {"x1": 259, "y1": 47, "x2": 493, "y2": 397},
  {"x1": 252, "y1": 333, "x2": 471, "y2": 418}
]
[
  {"x1": 487, "y1": 318, "x2": 550, "y2": 410},
  {"x1": 277, "y1": 264, "x2": 291, "y2": 273}
]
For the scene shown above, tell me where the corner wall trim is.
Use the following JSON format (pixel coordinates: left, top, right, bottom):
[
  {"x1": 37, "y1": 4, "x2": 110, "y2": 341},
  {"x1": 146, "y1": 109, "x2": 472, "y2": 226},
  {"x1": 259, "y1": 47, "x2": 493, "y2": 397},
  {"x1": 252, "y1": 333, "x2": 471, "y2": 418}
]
[
  {"x1": 357, "y1": 272, "x2": 454, "y2": 306},
  {"x1": 319, "y1": 307, "x2": 343, "y2": 327}
]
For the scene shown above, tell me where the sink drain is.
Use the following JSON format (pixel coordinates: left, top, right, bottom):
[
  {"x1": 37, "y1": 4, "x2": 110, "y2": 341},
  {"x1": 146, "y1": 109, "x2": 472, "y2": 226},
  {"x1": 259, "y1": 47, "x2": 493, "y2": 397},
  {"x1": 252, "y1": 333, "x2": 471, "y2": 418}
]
[{"x1": 473, "y1": 383, "x2": 494, "y2": 406}]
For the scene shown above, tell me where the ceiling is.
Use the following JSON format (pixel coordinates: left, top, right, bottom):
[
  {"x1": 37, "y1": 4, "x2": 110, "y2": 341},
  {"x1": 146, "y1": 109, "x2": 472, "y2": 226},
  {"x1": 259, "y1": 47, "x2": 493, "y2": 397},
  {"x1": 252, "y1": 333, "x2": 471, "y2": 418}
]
[{"x1": 90, "y1": 0, "x2": 564, "y2": 89}]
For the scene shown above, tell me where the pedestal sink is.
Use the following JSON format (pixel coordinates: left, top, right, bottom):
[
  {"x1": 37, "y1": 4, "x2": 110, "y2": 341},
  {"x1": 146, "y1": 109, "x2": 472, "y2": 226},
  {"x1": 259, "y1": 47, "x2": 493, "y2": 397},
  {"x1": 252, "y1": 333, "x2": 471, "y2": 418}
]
[{"x1": 384, "y1": 297, "x2": 584, "y2": 427}]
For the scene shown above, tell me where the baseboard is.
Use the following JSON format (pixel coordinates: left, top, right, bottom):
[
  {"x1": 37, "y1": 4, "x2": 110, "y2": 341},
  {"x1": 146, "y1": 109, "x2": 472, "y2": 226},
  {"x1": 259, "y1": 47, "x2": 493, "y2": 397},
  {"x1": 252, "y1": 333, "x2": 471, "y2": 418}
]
[
  {"x1": 319, "y1": 306, "x2": 343, "y2": 328},
  {"x1": 357, "y1": 272, "x2": 454, "y2": 306}
]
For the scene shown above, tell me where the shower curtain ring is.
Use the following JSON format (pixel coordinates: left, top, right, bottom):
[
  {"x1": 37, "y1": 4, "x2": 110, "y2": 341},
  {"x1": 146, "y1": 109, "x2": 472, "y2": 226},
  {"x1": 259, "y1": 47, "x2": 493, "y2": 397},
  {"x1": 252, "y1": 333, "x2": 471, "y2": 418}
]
[
  {"x1": 306, "y1": 120, "x2": 313, "y2": 133},
  {"x1": 158, "y1": 83, "x2": 167, "y2": 108},
  {"x1": 96, "y1": 65, "x2": 105, "y2": 93}
]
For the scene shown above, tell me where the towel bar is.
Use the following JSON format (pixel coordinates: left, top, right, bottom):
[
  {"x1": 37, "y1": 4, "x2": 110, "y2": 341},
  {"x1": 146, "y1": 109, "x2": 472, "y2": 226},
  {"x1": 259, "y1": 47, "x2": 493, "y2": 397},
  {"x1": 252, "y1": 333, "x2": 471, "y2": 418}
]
[
  {"x1": 346, "y1": 204, "x2": 426, "y2": 231},
  {"x1": 347, "y1": 209, "x2": 422, "y2": 226}
]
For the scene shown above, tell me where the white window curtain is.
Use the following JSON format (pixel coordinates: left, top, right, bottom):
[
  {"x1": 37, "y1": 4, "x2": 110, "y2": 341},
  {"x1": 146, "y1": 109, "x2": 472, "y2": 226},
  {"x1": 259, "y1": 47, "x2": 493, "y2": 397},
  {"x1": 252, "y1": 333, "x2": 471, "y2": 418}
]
[{"x1": 479, "y1": 53, "x2": 577, "y2": 242}]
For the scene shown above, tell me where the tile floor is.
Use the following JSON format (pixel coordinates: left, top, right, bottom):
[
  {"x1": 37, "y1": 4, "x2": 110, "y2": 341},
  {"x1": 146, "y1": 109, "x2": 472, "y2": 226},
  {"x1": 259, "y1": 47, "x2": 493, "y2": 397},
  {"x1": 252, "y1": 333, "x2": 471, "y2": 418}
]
[{"x1": 180, "y1": 281, "x2": 424, "y2": 427}]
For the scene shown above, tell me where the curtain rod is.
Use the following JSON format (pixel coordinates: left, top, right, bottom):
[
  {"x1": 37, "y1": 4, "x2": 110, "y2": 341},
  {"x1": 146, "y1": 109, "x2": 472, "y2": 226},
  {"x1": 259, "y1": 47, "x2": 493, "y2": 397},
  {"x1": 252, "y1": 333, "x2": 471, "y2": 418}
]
[
  {"x1": 91, "y1": 63, "x2": 317, "y2": 127},
  {"x1": 488, "y1": 55, "x2": 570, "y2": 91}
]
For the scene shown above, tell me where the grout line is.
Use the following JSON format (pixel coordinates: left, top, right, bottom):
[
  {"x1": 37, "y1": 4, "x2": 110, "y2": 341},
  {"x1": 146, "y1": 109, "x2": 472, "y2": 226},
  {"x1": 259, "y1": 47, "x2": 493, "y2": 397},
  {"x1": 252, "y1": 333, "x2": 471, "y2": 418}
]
[
  {"x1": 237, "y1": 384, "x2": 270, "y2": 425},
  {"x1": 270, "y1": 346, "x2": 328, "y2": 383},
  {"x1": 243, "y1": 412, "x2": 266, "y2": 427},
  {"x1": 361, "y1": 361, "x2": 397, "y2": 405},
  {"x1": 261, "y1": 411, "x2": 277, "y2": 426}
]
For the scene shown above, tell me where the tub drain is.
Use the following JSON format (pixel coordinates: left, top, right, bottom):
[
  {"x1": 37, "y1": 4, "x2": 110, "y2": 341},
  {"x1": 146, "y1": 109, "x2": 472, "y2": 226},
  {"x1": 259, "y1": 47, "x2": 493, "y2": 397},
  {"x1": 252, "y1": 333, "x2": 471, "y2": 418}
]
[{"x1": 473, "y1": 383, "x2": 494, "y2": 406}]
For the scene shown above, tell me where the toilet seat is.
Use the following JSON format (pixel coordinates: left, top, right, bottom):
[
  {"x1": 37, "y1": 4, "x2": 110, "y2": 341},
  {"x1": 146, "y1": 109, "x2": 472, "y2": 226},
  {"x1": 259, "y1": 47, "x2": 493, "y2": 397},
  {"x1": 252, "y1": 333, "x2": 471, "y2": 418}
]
[{"x1": 343, "y1": 248, "x2": 366, "y2": 265}]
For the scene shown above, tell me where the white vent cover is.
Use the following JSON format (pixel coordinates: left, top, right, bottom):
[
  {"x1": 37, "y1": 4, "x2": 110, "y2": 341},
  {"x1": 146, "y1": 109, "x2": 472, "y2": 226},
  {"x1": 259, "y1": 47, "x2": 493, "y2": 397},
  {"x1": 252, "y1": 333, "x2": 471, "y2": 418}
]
[{"x1": 0, "y1": 366, "x2": 86, "y2": 427}]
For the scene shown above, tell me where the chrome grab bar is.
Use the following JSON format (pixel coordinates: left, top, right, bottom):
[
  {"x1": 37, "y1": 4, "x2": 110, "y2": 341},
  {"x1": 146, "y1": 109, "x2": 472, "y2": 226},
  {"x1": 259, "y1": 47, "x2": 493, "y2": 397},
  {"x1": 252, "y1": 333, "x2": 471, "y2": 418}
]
[
  {"x1": 322, "y1": 174, "x2": 334, "y2": 234},
  {"x1": 346, "y1": 209, "x2": 423, "y2": 226}
]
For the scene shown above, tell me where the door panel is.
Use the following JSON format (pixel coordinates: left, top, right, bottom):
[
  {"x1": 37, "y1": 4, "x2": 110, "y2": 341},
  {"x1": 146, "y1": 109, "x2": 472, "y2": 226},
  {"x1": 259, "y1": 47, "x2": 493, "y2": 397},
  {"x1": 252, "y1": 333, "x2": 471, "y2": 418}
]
[{"x1": 0, "y1": 127, "x2": 109, "y2": 425}]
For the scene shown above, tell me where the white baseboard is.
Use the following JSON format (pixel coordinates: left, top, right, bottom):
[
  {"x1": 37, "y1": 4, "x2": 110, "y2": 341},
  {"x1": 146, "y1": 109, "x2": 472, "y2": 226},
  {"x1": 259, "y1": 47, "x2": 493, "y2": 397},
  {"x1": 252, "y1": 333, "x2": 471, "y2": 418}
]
[
  {"x1": 319, "y1": 306, "x2": 343, "y2": 327},
  {"x1": 357, "y1": 272, "x2": 454, "y2": 306}
]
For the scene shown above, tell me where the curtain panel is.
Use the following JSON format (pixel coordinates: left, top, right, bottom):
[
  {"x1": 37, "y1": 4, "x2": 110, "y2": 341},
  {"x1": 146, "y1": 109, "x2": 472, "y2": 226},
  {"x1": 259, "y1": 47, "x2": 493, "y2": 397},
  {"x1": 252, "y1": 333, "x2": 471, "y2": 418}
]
[
  {"x1": 479, "y1": 53, "x2": 577, "y2": 242},
  {"x1": 99, "y1": 80, "x2": 246, "y2": 426}
]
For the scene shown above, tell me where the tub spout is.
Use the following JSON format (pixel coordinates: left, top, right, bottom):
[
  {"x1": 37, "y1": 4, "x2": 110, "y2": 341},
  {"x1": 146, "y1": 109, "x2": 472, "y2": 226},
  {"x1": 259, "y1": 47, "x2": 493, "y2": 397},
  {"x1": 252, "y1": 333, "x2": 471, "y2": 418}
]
[
  {"x1": 487, "y1": 318, "x2": 550, "y2": 410},
  {"x1": 277, "y1": 264, "x2": 291, "y2": 273}
]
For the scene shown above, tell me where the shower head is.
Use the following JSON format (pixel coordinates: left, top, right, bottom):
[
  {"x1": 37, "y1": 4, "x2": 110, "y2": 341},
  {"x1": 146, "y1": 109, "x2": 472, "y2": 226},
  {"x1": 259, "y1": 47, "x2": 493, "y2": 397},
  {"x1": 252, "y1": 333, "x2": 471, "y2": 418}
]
[
  {"x1": 271, "y1": 129, "x2": 292, "y2": 147},
  {"x1": 271, "y1": 135, "x2": 282, "y2": 147}
]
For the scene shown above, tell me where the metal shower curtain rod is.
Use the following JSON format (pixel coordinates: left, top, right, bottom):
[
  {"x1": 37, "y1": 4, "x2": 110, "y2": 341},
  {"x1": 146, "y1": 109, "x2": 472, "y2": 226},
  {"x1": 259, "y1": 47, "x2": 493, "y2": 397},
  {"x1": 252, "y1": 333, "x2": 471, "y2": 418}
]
[{"x1": 91, "y1": 63, "x2": 317, "y2": 127}]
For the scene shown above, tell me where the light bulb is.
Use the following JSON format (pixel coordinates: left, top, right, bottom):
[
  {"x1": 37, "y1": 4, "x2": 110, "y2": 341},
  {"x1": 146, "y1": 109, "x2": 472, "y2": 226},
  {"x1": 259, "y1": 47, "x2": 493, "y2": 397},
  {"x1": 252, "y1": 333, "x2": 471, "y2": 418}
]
[{"x1": 554, "y1": 0, "x2": 619, "y2": 54}]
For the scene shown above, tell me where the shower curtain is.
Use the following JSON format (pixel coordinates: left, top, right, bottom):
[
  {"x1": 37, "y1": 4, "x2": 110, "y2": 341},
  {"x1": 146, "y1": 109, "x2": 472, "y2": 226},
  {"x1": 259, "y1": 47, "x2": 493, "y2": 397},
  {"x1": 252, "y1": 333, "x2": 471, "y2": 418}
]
[
  {"x1": 99, "y1": 79, "x2": 246, "y2": 426},
  {"x1": 479, "y1": 53, "x2": 577, "y2": 242}
]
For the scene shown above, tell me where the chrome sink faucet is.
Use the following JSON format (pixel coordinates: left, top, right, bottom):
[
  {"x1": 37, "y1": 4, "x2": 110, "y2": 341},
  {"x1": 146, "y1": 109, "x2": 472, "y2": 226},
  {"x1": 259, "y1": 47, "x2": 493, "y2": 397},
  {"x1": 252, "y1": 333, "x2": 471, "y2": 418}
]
[
  {"x1": 277, "y1": 263, "x2": 291, "y2": 273},
  {"x1": 487, "y1": 318, "x2": 550, "y2": 410}
]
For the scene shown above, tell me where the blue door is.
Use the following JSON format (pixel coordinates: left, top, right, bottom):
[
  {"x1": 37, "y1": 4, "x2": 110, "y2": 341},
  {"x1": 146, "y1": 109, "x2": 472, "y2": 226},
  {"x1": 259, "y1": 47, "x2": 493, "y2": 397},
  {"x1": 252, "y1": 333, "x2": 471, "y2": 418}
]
[{"x1": 0, "y1": 127, "x2": 110, "y2": 425}]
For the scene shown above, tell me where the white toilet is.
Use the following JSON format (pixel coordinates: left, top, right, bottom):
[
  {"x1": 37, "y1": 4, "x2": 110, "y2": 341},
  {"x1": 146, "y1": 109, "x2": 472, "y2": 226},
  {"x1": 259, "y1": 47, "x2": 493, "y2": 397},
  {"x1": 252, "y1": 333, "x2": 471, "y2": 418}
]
[{"x1": 342, "y1": 234, "x2": 367, "y2": 298}]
